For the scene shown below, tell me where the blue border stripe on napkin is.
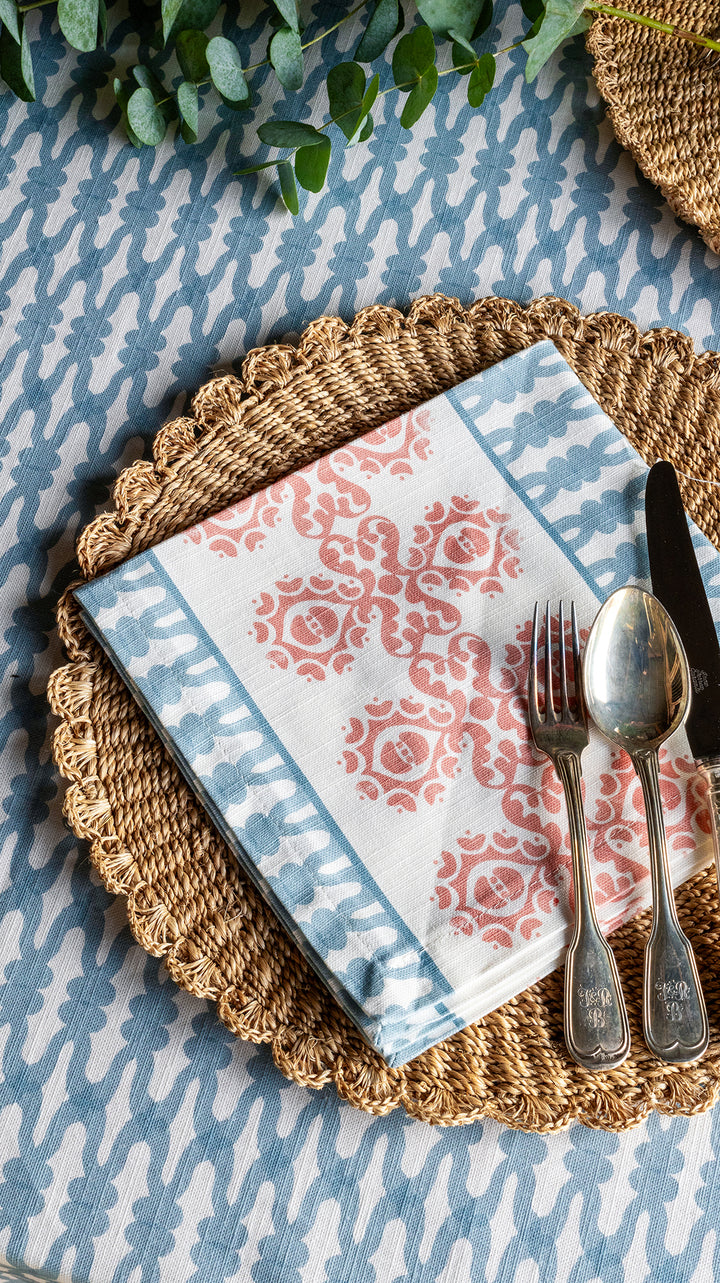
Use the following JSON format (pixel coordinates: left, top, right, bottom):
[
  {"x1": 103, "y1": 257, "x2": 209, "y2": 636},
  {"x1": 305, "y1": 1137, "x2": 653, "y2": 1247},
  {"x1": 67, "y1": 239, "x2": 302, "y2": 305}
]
[
  {"x1": 445, "y1": 340, "x2": 651, "y2": 601},
  {"x1": 448, "y1": 388, "x2": 604, "y2": 600},
  {"x1": 76, "y1": 552, "x2": 466, "y2": 1060}
]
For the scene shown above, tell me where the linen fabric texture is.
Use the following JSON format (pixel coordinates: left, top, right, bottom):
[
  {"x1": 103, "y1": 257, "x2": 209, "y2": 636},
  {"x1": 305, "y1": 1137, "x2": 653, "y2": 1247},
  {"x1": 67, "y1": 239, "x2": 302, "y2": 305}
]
[{"x1": 75, "y1": 340, "x2": 718, "y2": 1066}]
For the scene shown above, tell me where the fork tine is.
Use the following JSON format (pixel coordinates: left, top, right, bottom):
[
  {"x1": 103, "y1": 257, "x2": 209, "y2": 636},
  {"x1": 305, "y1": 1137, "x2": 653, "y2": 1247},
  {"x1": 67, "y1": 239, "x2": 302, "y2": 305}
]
[
  {"x1": 529, "y1": 602, "x2": 541, "y2": 726},
  {"x1": 544, "y1": 600, "x2": 555, "y2": 722},
  {"x1": 571, "y1": 601, "x2": 586, "y2": 722},
  {"x1": 558, "y1": 601, "x2": 571, "y2": 720}
]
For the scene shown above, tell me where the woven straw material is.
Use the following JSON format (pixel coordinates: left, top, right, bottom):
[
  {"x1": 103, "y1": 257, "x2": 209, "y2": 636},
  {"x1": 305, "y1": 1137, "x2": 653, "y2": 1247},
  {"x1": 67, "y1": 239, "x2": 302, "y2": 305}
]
[
  {"x1": 588, "y1": 0, "x2": 720, "y2": 255},
  {"x1": 49, "y1": 295, "x2": 720, "y2": 1132}
]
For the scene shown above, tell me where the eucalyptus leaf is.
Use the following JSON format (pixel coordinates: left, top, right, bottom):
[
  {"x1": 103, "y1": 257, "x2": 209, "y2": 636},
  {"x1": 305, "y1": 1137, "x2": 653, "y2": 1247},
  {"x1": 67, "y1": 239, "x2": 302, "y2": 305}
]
[
  {"x1": 114, "y1": 77, "x2": 142, "y2": 147},
  {"x1": 278, "y1": 159, "x2": 299, "y2": 213},
  {"x1": 361, "y1": 73, "x2": 379, "y2": 114},
  {"x1": 0, "y1": 0, "x2": 20, "y2": 45},
  {"x1": 473, "y1": 0, "x2": 493, "y2": 37},
  {"x1": 450, "y1": 30, "x2": 475, "y2": 57},
  {"x1": 522, "y1": 0, "x2": 544, "y2": 38},
  {"x1": 113, "y1": 76, "x2": 128, "y2": 108},
  {"x1": 347, "y1": 72, "x2": 379, "y2": 143},
  {"x1": 161, "y1": 0, "x2": 183, "y2": 44},
  {"x1": 220, "y1": 91, "x2": 251, "y2": 111},
  {"x1": 294, "y1": 135, "x2": 331, "y2": 191},
  {"x1": 327, "y1": 61, "x2": 365, "y2": 140},
  {"x1": 168, "y1": 0, "x2": 219, "y2": 40},
  {"x1": 451, "y1": 44, "x2": 472, "y2": 72},
  {"x1": 450, "y1": 30, "x2": 476, "y2": 72},
  {"x1": 127, "y1": 85, "x2": 167, "y2": 145},
  {"x1": 132, "y1": 63, "x2": 164, "y2": 98},
  {"x1": 269, "y1": 25, "x2": 303, "y2": 90},
  {"x1": 416, "y1": 0, "x2": 482, "y2": 40},
  {"x1": 521, "y1": 0, "x2": 544, "y2": 22},
  {"x1": 57, "y1": 0, "x2": 99, "y2": 53},
  {"x1": 355, "y1": 0, "x2": 398, "y2": 62},
  {"x1": 207, "y1": 36, "x2": 249, "y2": 103},
  {"x1": 0, "y1": 18, "x2": 33, "y2": 100},
  {"x1": 177, "y1": 79, "x2": 198, "y2": 141},
  {"x1": 133, "y1": 63, "x2": 176, "y2": 122},
  {"x1": 272, "y1": 0, "x2": 299, "y2": 36},
  {"x1": 176, "y1": 29, "x2": 209, "y2": 82},
  {"x1": 392, "y1": 25, "x2": 435, "y2": 87},
  {"x1": 569, "y1": 11, "x2": 591, "y2": 34},
  {"x1": 523, "y1": 0, "x2": 586, "y2": 80},
  {"x1": 468, "y1": 50, "x2": 494, "y2": 105},
  {"x1": 258, "y1": 119, "x2": 325, "y2": 148},
  {"x1": 235, "y1": 159, "x2": 280, "y2": 175},
  {"x1": 358, "y1": 112, "x2": 373, "y2": 142},
  {"x1": 400, "y1": 63, "x2": 437, "y2": 127}
]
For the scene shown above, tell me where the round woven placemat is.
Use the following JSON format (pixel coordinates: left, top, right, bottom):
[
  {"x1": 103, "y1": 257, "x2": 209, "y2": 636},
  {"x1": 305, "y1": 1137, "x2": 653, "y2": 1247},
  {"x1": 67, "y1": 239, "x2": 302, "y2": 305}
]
[
  {"x1": 49, "y1": 294, "x2": 720, "y2": 1132},
  {"x1": 588, "y1": 0, "x2": 720, "y2": 255}
]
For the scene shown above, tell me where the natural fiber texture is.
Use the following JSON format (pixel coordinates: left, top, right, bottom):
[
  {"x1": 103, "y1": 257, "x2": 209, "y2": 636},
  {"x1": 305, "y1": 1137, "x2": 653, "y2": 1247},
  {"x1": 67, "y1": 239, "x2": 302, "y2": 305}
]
[
  {"x1": 588, "y1": 0, "x2": 720, "y2": 255},
  {"x1": 49, "y1": 294, "x2": 720, "y2": 1131}
]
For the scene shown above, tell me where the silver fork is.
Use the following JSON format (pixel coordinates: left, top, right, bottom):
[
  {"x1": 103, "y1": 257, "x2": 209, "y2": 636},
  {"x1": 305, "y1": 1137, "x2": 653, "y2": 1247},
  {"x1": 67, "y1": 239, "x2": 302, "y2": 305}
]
[{"x1": 529, "y1": 602, "x2": 631, "y2": 1072}]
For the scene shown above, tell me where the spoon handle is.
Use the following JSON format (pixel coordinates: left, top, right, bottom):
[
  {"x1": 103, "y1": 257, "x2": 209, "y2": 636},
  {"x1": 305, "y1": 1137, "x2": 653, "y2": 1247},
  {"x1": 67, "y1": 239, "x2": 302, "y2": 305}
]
[
  {"x1": 633, "y1": 749, "x2": 709, "y2": 1064},
  {"x1": 556, "y1": 753, "x2": 631, "y2": 1071}
]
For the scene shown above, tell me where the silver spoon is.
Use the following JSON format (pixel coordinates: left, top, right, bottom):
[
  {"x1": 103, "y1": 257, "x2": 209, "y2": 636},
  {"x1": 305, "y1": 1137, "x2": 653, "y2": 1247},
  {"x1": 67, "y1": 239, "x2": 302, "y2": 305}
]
[{"x1": 583, "y1": 586, "x2": 709, "y2": 1065}]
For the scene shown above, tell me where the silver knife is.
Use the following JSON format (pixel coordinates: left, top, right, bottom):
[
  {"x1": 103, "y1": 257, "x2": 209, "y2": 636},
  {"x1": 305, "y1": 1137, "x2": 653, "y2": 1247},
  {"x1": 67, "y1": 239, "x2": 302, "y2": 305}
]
[
  {"x1": 644, "y1": 460, "x2": 718, "y2": 1061},
  {"x1": 646, "y1": 460, "x2": 720, "y2": 865}
]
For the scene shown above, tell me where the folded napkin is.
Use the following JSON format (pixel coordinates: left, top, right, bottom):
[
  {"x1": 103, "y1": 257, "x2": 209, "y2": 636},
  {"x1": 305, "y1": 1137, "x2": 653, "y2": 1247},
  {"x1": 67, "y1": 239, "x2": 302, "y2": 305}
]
[{"x1": 76, "y1": 340, "x2": 720, "y2": 1066}]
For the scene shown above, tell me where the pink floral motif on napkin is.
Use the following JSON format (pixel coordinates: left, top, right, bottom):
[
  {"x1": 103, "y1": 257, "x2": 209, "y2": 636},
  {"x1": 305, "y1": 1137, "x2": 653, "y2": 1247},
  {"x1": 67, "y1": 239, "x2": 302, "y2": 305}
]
[
  {"x1": 429, "y1": 618, "x2": 709, "y2": 949},
  {"x1": 183, "y1": 408, "x2": 432, "y2": 559},
  {"x1": 183, "y1": 396, "x2": 712, "y2": 957}
]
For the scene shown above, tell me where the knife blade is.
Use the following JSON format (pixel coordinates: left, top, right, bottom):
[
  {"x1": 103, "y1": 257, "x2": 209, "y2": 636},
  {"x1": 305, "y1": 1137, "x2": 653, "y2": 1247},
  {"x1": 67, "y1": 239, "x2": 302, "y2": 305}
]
[{"x1": 645, "y1": 459, "x2": 720, "y2": 763}]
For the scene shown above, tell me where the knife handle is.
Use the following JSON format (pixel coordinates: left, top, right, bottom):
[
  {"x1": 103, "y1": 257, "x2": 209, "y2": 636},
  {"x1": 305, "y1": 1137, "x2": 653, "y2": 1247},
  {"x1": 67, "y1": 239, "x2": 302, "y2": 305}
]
[{"x1": 697, "y1": 756, "x2": 720, "y2": 874}]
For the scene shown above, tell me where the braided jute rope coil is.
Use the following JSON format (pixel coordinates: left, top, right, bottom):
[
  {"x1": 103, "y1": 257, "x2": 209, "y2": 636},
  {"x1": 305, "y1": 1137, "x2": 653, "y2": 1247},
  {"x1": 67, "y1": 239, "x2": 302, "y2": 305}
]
[
  {"x1": 588, "y1": 0, "x2": 720, "y2": 256},
  {"x1": 49, "y1": 295, "x2": 720, "y2": 1132}
]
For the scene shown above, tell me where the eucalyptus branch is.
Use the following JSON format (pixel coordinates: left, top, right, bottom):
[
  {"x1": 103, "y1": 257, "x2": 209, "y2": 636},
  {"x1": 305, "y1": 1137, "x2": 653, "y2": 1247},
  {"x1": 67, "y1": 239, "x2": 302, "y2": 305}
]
[{"x1": 4, "y1": 0, "x2": 716, "y2": 216}]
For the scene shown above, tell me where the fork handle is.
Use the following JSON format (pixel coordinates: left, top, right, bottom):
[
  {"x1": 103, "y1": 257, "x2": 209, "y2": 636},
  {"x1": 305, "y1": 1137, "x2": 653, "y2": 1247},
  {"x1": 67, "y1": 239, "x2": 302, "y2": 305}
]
[{"x1": 556, "y1": 752, "x2": 631, "y2": 1072}]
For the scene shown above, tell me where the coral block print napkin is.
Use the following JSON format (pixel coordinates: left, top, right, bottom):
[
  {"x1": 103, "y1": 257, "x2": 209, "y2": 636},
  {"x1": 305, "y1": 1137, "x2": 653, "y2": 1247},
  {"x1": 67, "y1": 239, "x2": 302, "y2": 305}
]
[{"x1": 76, "y1": 341, "x2": 720, "y2": 1066}]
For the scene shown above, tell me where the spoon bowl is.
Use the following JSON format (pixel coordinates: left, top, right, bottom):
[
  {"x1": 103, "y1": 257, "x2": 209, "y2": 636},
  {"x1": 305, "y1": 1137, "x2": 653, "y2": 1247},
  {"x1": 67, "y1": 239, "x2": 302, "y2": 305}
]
[
  {"x1": 583, "y1": 585, "x2": 689, "y2": 752},
  {"x1": 583, "y1": 585, "x2": 708, "y2": 1065}
]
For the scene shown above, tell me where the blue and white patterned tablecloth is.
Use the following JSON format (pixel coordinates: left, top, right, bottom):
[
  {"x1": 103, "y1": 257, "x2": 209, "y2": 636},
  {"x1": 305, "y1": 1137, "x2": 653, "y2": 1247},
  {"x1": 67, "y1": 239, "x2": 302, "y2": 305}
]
[{"x1": 2, "y1": 0, "x2": 720, "y2": 1279}]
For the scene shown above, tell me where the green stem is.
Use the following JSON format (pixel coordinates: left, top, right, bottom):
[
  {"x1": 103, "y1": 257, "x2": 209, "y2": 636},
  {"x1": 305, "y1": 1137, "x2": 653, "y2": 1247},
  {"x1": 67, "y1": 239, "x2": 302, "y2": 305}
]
[
  {"x1": 302, "y1": 0, "x2": 369, "y2": 50},
  {"x1": 584, "y1": 3, "x2": 720, "y2": 50},
  {"x1": 157, "y1": 78, "x2": 212, "y2": 105},
  {"x1": 438, "y1": 61, "x2": 475, "y2": 77},
  {"x1": 497, "y1": 37, "x2": 529, "y2": 54},
  {"x1": 17, "y1": 0, "x2": 55, "y2": 11}
]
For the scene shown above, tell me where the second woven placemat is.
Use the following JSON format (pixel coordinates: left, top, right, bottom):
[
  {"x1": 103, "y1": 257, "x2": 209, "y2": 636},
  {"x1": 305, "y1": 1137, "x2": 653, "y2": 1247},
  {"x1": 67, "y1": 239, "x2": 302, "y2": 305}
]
[
  {"x1": 49, "y1": 294, "x2": 720, "y2": 1131},
  {"x1": 589, "y1": 0, "x2": 720, "y2": 255}
]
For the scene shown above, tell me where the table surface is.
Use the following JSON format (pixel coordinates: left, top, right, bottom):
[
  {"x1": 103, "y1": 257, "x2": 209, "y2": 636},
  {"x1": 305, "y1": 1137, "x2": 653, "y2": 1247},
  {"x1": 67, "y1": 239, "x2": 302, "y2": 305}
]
[{"x1": 2, "y1": 3, "x2": 720, "y2": 1282}]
